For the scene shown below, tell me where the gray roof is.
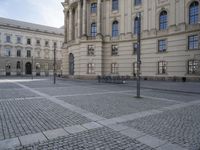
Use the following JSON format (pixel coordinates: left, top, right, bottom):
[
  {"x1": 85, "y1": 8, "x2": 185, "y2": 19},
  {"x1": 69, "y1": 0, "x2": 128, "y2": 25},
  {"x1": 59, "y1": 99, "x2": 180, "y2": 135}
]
[{"x1": 0, "y1": 17, "x2": 64, "y2": 35}]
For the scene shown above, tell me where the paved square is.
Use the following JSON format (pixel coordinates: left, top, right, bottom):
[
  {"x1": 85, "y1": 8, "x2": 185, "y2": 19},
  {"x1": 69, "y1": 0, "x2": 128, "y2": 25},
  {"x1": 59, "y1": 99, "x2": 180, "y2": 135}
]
[{"x1": 0, "y1": 78, "x2": 199, "y2": 150}]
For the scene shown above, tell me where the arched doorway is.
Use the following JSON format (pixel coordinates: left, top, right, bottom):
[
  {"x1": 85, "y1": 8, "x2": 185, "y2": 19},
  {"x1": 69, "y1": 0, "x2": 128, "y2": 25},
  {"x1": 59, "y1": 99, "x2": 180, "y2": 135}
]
[
  {"x1": 16, "y1": 61, "x2": 21, "y2": 75},
  {"x1": 69, "y1": 53, "x2": 74, "y2": 75},
  {"x1": 25, "y1": 62, "x2": 32, "y2": 75}
]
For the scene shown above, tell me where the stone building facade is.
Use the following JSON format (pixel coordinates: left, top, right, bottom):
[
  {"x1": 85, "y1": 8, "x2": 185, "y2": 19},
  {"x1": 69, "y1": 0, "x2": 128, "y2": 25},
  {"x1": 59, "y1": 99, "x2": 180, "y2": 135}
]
[
  {"x1": 0, "y1": 17, "x2": 64, "y2": 76},
  {"x1": 62, "y1": 0, "x2": 200, "y2": 80}
]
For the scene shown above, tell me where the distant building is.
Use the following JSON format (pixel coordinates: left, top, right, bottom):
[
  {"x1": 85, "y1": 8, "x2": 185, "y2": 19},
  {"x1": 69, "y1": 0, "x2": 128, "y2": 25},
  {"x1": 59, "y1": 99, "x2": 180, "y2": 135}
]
[
  {"x1": 62, "y1": 0, "x2": 200, "y2": 81},
  {"x1": 0, "y1": 17, "x2": 64, "y2": 76}
]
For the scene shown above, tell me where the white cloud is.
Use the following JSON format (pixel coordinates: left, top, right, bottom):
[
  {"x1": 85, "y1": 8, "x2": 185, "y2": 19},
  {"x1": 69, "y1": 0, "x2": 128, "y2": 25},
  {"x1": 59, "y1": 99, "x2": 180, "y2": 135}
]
[{"x1": 26, "y1": 0, "x2": 64, "y2": 27}]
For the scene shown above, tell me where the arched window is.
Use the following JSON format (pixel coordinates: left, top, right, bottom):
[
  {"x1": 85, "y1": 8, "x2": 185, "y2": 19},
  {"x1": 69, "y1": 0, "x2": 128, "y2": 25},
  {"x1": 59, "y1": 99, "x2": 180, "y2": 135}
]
[
  {"x1": 189, "y1": 1, "x2": 199, "y2": 24},
  {"x1": 16, "y1": 61, "x2": 21, "y2": 69},
  {"x1": 112, "y1": 0, "x2": 118, "y2": 11},
  {"x1": 159, "y1": 11, "x2": 168, "y2": 30},
  {"x1": 91, "y1": 3, "x2": 97, "y2": 13},
  {"x1": 134, "y1": 17, "x2": 141, "y2": 34},
  {"x1": 112, "y1": 21, "x2": 119, "y2": 37},
  {"x1": 91, "y1": 23, "x2": 97, "y2": 37}
]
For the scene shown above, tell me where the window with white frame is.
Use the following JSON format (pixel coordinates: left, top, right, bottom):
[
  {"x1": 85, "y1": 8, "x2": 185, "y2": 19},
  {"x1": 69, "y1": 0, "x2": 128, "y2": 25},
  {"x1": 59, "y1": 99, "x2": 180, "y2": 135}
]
[
  {"x1": 158, "y1": 61, "x2": 167, "y2": 74},
  {"x1": 17, "y1": 50, "x2": 21, "y2": 57},
  {"x1": 5, "y1": 48, "x2": 11, "y2": 56},
  {"x1": 88, "y1": 45, "x2": 95, "y2": 56},
  {"x1": 91, "y1": 3, "x2": 97, "y2": 13},
  {"x1": 16, "y1": 36, "x2": 22, "y2": 44},
  {"x1": 188, "y1": 35, "x2": 199, "y2": 50},
  {"x1": 159, "y1": 11, "x2": 168, "y2": 30},
  {"x1": 6, "y1": 35, "x2": 11, "y2": 43},
  {"x1": 188, "y1": 60, "x2": 199, "y2": 74},
  {"x1": 112, "y1": 0, "x2": 119, "y2": 11},
  {"x1": 27, "y1": 50, "x2": 31, "y2": 57},
  {"x1": 158, "y1": 39, "x2": 167, "y2": 52},
  {"x1": 189, "y1": 1, "x2": 199, "y2": 25},
  {"x1": 87, "y1": 63, "x2": 95, "y2": 74},
  {"x1": 134, "y1": 0, "x2": 142, "y2": 6},
  {"x1": 111, "y1": 45, "x2": 118, "y2": 56},
  {"x1": 111, "y1": 63, "x2": 118, "y2": 74}
]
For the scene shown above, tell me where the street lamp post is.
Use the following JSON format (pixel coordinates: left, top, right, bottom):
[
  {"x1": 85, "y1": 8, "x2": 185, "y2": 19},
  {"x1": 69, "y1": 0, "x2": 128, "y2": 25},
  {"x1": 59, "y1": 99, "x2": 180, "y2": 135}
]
[
  {"x1": 32, "y1": 56, "x2": 33, "y2": 80},
  {"x1": 53, "y1": 42, "x2": 56, "y2": 84},
  {"x1": 136, "y1": 12, "x2": 141, "y2": 98}
]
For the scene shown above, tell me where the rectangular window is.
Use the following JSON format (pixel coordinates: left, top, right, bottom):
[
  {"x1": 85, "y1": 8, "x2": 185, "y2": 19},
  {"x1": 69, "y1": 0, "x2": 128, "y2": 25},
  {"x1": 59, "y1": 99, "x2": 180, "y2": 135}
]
[
  {"x1": 112, "y1": 0, "x2": 119, "y2": 11},
  {"x1": 6, "y1": 35, "x2": 11, "y2": 43},
  {"x1": 111, "y1": 63, "x2": 118, "y2": 74},
  {"x1": 158, "y1": 39, "x2": 167, "y2": 52},
  {"x1": 27, "y1": 50, "x2": 31, "y2": 57},
  {"x1": 134, "y1": 0, "x2": 142, "y2": 6},
  {"x1": 17, "y1": 37, "x2": 21, "y2": 44},
  {"x1": 17, "y1": 50, "x2": 21, "y2": 57},
  {"x1": 36, "y1": 40, "x2": 41, "y2": 46},
  {"x1": 27, "y1": 38, "x2": 31, "y2": 45},
  {"x1": 111, "y1": 45, "x2": 118, "y2": 56},
  {"x1": 91, "y1": 3, "x2": 97, "y2": 13},
  {"x1": 87, "y1": 63, "x2": 95, "y2": 74},
  {"x1": 188, "y1": 60, "x2": 199, "y2": 74},
  {"x1": 88, "y1": 45, "x2": 95, "y2": 56},
  {"x1": 5, "y1": 48, "x2": 11, "y2": 56},
  {"x1": 133, "y1": 43, "x2": 138, "y2": 54},
  {"x1": 188, "y1": 35, "x2": 199, "y2": 50},
  {"x1": 158, "y1": 61, "x2": 167, "y2": 74},
  {"x1": 45, "y1": 41, "x2": 49, "y2": 47}
]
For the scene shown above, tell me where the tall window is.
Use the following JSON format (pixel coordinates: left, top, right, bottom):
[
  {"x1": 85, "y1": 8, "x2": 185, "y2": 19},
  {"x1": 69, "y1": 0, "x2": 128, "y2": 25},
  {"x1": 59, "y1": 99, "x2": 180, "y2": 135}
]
[
  {"x1": 45, "y1": 41, "x2": 49, "y2": 47},
  {"x1": 158, "y1": 39, "x2": 167, "y2": 52},
  {"x1": 111, "y1": 63, "x2": 118, "y2": 74},
  {"x1": 91, "y1": 23, "x2": 97, "y2": 37},
  {"x1": 159, "y1": 11, "x2": 168, "y2": 30},
  {"x1": 91, "y1": 3, "x2": 97, "y2": 13},
  {"x1": 87, "y1": 63, "x2": 95, "y2": 74},
  {"x1": 188, "y1": 60, "x2": 198, "y2": 74},
  {"x1": 5, "y1": 48, "x2": 11, "y2": 56},
  {"x1": 17, "y1": 37, "x2": 21, "y2": 44},
  {"x1": 188, "y1": 35, "x2": 199, "y2": 49},
  {"x1": 112, "y1": 0, "x2": 119, "y2": 11},
  {"x1": 111, "y1": 45, "x2": 118, "y2": 56},
  {"x1": 158, "y1": 61, "x2": 167, "y2": 74},
  {"x1": 189, "y1": 1, "x2": 199, "y2": 24},
  {"x1": 36, "y1": 40, "x2": 41, "y2": 46},
  {"x1": 16, "y1": 61, "x2": 21, "y2": 69},
  {"x1": 27, "y1": 50, "x2": 31, "y2": 57},
  {"x1": 17, "y1": 50, "x2": 21, "y2": 57},
  {"x1": 134, "y1": 17, "x2": 140, "y2": 35},
  {"x1": 112, "y1": 21, "x2": 119, "y2": 37},
  {"x1": 88, "y1": 45, "x2": 95, "y2": 56},
  {"x1": 27, "y1": 38, "x2": 31, "y2": 45},
  {"x1": 6, "y1": 35, "x2": 11, "y2": 43},
  {"x1": 133, "y1": 43, "x2": 138, "y2": 54},
  {"x1": 134, "y1": 0, "x2": 142, "y2": 6}
]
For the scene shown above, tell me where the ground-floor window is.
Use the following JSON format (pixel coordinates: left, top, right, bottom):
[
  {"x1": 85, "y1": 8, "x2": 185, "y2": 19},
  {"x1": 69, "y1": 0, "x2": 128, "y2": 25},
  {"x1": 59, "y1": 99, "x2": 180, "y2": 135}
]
[
  {"x1": 133, "y1": 62, "x2": 137, "y2": 77},
  {"x1": 111, "y1": 63, "x2": 118, "y2": 74},
  {"x1": 188, "y1": 60, "x2": 198, "y2": 74},
  {"x1": 87, "y1": 63, "x2": 95, "y2": 74},
  {"x1": 158, "y1": 61, "x2": 167, "y2": 74}
]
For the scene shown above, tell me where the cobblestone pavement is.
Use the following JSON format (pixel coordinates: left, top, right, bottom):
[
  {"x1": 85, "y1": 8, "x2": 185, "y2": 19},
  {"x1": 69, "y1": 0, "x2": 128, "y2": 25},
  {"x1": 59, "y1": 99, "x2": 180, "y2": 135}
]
[
  {"x1": 0, "y1": 98, "x2": 90, "y2": 140},
  {"x1": 0, "y1": 78, "x2": 200, "y2": 150},
  {"x1": 15, "y1": 127, "x2": 155, "y2": 150},
  {"x1": 59, "y1": 93, "x2": 178, "y2": 119},
  {"x1": 123, "y1": 104, "x2": 200, "y2": 150}
]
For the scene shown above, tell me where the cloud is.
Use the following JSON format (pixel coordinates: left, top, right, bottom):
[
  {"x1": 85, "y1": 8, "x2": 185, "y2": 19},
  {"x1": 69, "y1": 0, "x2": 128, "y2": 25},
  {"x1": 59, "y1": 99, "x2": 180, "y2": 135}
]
[{"x1": 26, "y1": 0, "x2": 64, "y2": 27}]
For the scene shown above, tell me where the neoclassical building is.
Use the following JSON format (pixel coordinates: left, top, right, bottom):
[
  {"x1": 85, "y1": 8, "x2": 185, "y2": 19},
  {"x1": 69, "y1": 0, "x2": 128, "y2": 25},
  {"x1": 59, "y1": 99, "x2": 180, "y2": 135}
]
[
  {"x1": 0, "y1": 17, "x2": 64, "y2": 76},
  {"x1": 62, "y1": 0, "x2": 200, "y2": 80}
]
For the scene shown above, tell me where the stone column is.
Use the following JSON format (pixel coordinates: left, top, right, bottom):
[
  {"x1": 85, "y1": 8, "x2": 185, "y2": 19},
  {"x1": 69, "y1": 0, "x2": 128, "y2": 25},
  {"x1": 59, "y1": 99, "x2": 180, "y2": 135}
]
[
  {"x1": 120, "y1": 0, "x2": 125, "y2": 35},
  {"x1": 105, "y1": 0, "x2": 110, "y2": 36},
  {"x1": 97, "y1": 0, "x2": 101, "y2": 35},
  {"x1": 69, "y1": 8, "x2": 73, "y2": 41},
  {"x1": 64, "y1": 10, "x2": 68, "y2": 42},
  {"x1": 143, "y1": 0, "x2": 148, "y2": 31},
  {"x1": 77, "y1": 1, "x2": 81, "y2": 38},
  {"x1": 82, "y1": 0, "x2": 87, "y2": 36},
  {"x1": 169, "y1": 0, "x2": 176, "y2": 26}
]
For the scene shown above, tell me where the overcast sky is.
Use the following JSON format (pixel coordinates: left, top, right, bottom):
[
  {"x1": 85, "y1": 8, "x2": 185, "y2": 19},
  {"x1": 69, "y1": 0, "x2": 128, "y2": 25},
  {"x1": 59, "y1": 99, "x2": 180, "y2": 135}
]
[{"x1": 0, "y1": 0, "x2": 64, "y2": 28}]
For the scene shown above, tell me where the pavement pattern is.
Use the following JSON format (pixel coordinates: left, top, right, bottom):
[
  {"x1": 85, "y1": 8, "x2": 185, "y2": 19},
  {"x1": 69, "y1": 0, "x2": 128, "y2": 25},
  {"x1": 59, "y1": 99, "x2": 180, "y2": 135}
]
[{"x1": 0, "y1": 78, "x2": 199, "y2": 150}]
